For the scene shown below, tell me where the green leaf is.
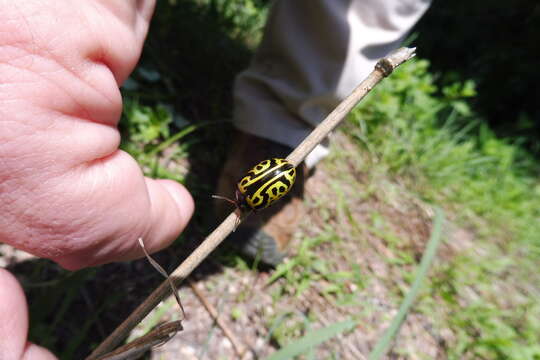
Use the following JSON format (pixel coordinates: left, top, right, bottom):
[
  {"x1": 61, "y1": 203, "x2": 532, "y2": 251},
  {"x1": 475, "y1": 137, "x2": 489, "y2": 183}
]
[
  {"x1": 265, "y1": 319, "x2": 357, "y2": 360},
  {"x1": 368, "y1": 208, "x2": 445, "y2": 360}
]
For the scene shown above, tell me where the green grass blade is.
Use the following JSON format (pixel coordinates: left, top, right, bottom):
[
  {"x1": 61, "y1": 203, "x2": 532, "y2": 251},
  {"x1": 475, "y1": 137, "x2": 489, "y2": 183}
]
[
  {"x1": 368, "y1": 207, "x2": 445, "y2": 360},
  {"x1": 266, "y1": 258, "x2": 299, "y2": 286},
  {"x1": 265, "y1": 318, "x2": 356, "y2": 360},
  {"x1": 147, "y1": 120, "x2": 224, "y2": 157}
]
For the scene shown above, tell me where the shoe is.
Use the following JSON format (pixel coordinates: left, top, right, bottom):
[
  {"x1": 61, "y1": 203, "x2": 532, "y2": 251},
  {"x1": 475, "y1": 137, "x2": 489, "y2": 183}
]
[{"x1": 215, "y1": 130, "x2": 306, "y2": 266}]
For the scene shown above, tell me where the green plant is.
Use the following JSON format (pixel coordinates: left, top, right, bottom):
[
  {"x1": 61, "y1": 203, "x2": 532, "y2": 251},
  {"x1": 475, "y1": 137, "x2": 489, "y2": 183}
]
[
  {"x1": 369, "y1": 208, "x2": 444, "y2": 360},
  {"x1": 267, "y1": 231, "x2": 345, "y2": 299},
  {"x1": 350, "y1": 59, "x2": 540, "y2": 252},
  {"x1": 265, "y1": 318, "x2": 357, "y2": 360}
]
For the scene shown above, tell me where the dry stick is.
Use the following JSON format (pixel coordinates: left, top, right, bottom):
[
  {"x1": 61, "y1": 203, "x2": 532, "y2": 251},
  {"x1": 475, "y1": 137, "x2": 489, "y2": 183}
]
[
  {"x1": 86, "y1": 213, "x2": 238, "y2": 360},
  {"x1": 286, "y1": 47, "x2": 416, "y2": 166},
  {"x1": 86, "y1": 46, "x2": 416, "y2": 360},
  {"x1": 188, "y1": 278, "x2": 247, "y2": 358}
]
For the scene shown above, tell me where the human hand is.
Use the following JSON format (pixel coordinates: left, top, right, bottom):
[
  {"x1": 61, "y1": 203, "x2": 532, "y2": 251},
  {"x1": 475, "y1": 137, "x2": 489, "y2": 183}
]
[
  {"x1": 0, "y1": 0, "x2": 193, "y2": 269},
  {"x1": 0, "y1": 0, "x2": 194, "y2": 357}
]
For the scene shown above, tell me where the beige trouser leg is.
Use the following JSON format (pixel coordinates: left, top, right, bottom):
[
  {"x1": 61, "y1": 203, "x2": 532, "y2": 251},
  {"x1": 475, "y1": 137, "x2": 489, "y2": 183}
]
[{"x1": 233, "y1": 0, "x2": 431, "y2": 167}]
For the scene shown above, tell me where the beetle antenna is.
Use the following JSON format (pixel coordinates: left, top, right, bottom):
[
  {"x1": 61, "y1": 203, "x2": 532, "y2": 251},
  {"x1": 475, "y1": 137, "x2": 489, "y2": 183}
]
[{"x1": 211, "y1": 194, "x2": 237, "y2": 206}]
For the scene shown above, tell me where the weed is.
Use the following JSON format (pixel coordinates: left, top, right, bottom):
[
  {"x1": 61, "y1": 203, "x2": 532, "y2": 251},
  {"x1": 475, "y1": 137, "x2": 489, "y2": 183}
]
[{"x1": 267, "y1": 231, "x2": 343, "y2": 299}]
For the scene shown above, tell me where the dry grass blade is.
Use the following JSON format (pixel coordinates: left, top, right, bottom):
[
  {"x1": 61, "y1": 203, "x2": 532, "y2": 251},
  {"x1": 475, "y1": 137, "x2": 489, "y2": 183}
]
[
  {"x1": 93, "y1": 321, "x2": 183, "y2": 360},
  {"x1": 188, "y1": 278, "x2": 248, "y2": 358},
  {"x1": 138, "y1": 238, "x2": 185, "y2": 320}
]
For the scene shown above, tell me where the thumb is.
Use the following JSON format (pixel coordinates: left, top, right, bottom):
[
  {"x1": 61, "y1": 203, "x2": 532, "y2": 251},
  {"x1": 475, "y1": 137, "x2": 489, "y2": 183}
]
[
  {"x1": 0, "y1": 268, "x2": 57, "y2": 360},
  {"x1": 45, "y1": 152, "x2": 195, "y2": 271},
  {"x1": 140, "y1": 177, "x2": 195, "y2": 254}
]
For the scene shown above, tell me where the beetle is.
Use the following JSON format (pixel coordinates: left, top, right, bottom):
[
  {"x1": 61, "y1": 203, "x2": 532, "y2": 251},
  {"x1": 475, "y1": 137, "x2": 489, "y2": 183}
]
[{"x1": 213, "y1": 158, "x2": 296, "y2": 221}]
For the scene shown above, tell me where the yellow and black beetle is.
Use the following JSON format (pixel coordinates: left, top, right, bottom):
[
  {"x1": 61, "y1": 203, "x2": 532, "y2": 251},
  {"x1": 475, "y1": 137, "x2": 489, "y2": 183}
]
[{"x1": 214, "y1": 158, "x2": 296, "y2": 215}]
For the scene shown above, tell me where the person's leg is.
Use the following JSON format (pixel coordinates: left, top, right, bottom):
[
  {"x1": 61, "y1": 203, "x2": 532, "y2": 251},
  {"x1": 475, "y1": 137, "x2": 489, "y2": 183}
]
[
  {"x1": 233, "y1": 0, "x2": 431, "y2": 167},
  {"x1": 219, "y1": 0, "x2": 431, "y2": 265}
]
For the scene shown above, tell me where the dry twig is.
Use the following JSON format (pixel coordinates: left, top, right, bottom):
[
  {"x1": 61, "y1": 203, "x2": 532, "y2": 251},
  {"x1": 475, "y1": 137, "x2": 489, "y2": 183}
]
[
  {"x1": 188, "y1": 278, "x2": 248, "y2": 358},
  {"x1": 86, "y1": 47, "x2": 416, "y2": 360}
]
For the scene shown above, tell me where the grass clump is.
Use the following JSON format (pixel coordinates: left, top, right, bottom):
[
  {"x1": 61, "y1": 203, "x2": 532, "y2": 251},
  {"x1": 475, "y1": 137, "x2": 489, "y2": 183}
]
[{"x1": 350, "y1": 58, "x2": 539, "y2": 252}]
